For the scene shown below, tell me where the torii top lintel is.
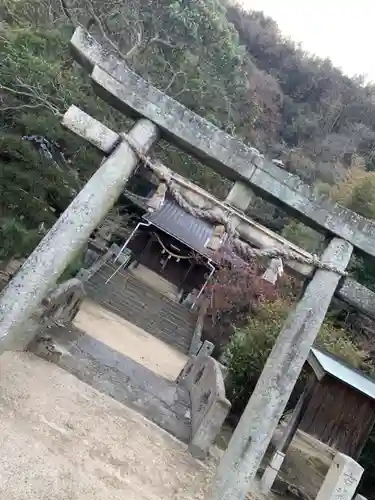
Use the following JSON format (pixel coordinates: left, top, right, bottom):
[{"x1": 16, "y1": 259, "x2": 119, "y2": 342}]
[{"x1": 70, "y1": 27, "x2": 375, "y2": 259}]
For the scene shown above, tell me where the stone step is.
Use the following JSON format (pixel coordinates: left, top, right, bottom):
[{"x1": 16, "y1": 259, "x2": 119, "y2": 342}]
[
  {"x1": 81, "y1": 298, "x2": 191, "y2": 352},
  {"x1": 87, "y1": 279, "x2": 194, "y2": 327},
  {"x1": 92, "y1": 265, "x2": 195, "y2": 320},
  {"x1": 85, "y1": 263, "x2": 197, "y2": 354},
  {"x1": 31, "y1": 324, "x2": 192, "y2": 443}
]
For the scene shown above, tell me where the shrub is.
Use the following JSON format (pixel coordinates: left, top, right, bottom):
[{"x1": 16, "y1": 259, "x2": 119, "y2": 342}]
[
  {"x1": 224, "y1": 300, "x2": 372, "y2": 416},
  {"x1": 0, "y1": 217, "x2": 40, "y2": 261},
  {"x1": 223, "y1": 299, "x2": 286, "y2": 415},
  {"x1": 202, "y1": 254, "x2": 281, "y2": 353}
]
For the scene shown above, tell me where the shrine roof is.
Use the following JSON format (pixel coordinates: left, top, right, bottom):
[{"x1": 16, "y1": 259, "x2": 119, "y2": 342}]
[{"x1": 143, "y1": 196, "x2": 215, "y2": 259}]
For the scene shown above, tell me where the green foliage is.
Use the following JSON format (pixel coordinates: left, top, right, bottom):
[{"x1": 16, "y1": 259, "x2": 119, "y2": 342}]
[
  {"x1": 282, "y1": 220, "x2": 324, "y2": 253},
  {"x1": 0, "y1": 133, "x2": 75, "y2": 218},
  {"x1": 0, "y1": 23, "x2": 113, "y2": 262},
  {"x1": 224, "y1": 301, "x2": 372, "y2": 416},
  {"x1": 223, "y1": 300, "x2": 286, "y2": 415},
  {"x1": 3, "y1": 0, "x2": 375, "y2": 259},
  {"x1": 328, "y1": 166, "x2": 375, "y2": 290},
  {"x1": 58, "y1": 248, "x2": 86, "y2": 282},
  {"x1": 0, "y1": 0, "x2": 257, "y2": 263},
  {"x1": 0, "y1": 217, "x2": 40, "y2": 261},
  {"x1": 0, "y1": 132, "x2": 78, "y2": 262},
  {"x1": 349, "y1": 176, "x2": 375, "y2": 219},
  {"x1": 349, "y1": 255, "x2": 375, "y2": 293}
]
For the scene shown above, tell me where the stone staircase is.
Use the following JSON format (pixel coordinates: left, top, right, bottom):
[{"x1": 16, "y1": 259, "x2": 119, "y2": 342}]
[
  {"x1": 85, "y1": 262, "x2": 197, "y2": 354},
  {"x1": 0, "y1": 264, "x2": 234, "y2": 499},
  {"x1": 38, "y1": 322, "x2": 192, "y2": 443}
]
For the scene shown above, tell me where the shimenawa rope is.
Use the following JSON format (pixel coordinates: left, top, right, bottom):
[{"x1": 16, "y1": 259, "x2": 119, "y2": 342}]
[{"x1": 123, "y1": 134, "x2": 347, "y2": 277}]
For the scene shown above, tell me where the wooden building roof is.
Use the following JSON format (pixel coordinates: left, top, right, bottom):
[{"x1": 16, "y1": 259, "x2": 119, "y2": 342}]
[{"x1": 308, "y1": 347, "x2": 375, "y2": 400}]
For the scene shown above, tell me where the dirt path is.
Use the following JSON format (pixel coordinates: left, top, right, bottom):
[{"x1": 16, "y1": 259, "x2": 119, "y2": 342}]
[
  {"x1": 73, "y1": 299, "x2": 188, "y2": 381},
  {"x1": 0, "y1": 352, "x2": 213, "y2": 500}
]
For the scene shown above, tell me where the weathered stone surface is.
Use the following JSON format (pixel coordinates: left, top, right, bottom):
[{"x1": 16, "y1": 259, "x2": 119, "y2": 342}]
[
  {"x1": 225, "y1": 181, "x2": 254, "y2": 212},
  {"x1": 208, "y1": 238, "x2": 353, "y2": 500},
  {"x1": 31, "y1": 323, "x2": 192, "y2": 443},
  {"x1": 90, "y1": 63, "x2": 264, "y2": 179},
  {"x1": 197, "y1": 340, "x2": 215, "y2": 358},
  {"x1": 0, "y1": 119, "x2": 158, "y2": 352},
  {"x1": 259, "y1": 451, "x2": 285, "y2": 495},
  {"x1": 13, "y1": 277, "x2": 85, "y2": 359},
  {"x1": 178, "y1": 355, "x2": 231, "y2": 459},
  {"x1": 336, "y1": 277, "x2": 375, "y2": 318},
  {"x1": 62, "y1": 105, "x2": 120, "y2": 153},
  {"x1": 70, "y1": 27, "x2": 375, "y2": 258},
  {"x1": 316, "y1": 452, "x2": 363, "y2": 500}
]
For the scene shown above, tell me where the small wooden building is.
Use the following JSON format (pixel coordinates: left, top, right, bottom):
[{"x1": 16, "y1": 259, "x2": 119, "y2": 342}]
[{"x1": 280, "y1": 348, "x2": 375, "y2": 460}]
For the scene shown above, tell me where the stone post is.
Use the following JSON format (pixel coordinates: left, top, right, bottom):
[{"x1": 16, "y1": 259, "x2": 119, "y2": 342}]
[
  {"x1": 225, "y1": 181, "x2": 254, "y2": 212},
  {"x1": 207, "y1": 238, "x2": 353, "y2": 500},
  {"x1": 316, "y1": 452, "x2": 363, "y2": 500},
  {"x1": 0, "y1": 119, "x2": 159, "y2": 351},
  {"x1": 198, "y1": 340, "x2": 215, "y2": 357},
  {"x1": 259, "y1": 450, "x2": 285, "y2": 495}
]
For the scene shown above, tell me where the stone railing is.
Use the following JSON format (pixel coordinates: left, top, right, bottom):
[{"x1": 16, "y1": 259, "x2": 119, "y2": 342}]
[
  {"x1": 25, "y1": 278, "x2": 85, "y2": 356},
  {"x1": 177, "y1": 353, "x2": 231, "y2": 458},
  {"x1": 189, "y1": 298, "x2": 210, "y2": 355},
  {"x1": 40, "y1": 278, "x2": 84, "y2": 325}
]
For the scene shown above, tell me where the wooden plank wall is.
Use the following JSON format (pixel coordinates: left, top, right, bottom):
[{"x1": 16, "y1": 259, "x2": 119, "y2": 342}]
[{"x1": 300, "y1": 375, "x2": 375, "y2": 459}]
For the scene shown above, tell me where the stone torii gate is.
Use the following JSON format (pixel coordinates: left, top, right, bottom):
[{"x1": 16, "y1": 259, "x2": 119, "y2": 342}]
[{"x1": 0, "y1": 26, "x2": 375, "y2": 500}]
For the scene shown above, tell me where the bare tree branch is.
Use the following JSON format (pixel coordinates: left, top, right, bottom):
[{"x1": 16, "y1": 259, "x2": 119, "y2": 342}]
[
  {"x1": 86, "y1": 0, "x2": 130, "y2": 62},
  {"x1": 83, "y1": 0, "x2": 181, "y2": 63},
  {"x1": 124, "y1": 39, "x2": 144, "y2": 60},
  {"x1": 59, "y1": 0, "x2": 75, "y2": 25},
  {"x1": 0, "y1": 80, "x2": 63, "y2": 116},
  {"x1": 150, "y1": 34, "x2": 179, "y2": 50},
  {"x1": 1, "y1": 103, "x2": 48, "y2": 112},
  {"x1": 163, "y1": 71, "x2": 185, "y2": 93},
  {"x1": 161, "y1": 62, "x2": 188, "y2": 97}
]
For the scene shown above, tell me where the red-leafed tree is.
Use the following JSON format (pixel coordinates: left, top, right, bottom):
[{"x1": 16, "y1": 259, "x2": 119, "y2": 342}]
[{"x1": 200, "y1": 246, "x2": 298, "y2": 353}]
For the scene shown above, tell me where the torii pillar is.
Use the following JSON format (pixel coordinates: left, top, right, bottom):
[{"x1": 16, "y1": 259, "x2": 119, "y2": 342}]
[
  {"x1": 207, "y1": 237, "x2": 352, "y2": 500},
  {"x1": 0, "y1": 119, "x2": 159, "y2": 351}
]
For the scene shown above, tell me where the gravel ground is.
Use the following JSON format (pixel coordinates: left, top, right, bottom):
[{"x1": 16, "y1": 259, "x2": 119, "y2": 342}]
[{"x1": 0, "y1": 352, "x2": 213, "y2": 499}]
